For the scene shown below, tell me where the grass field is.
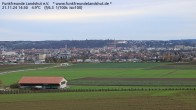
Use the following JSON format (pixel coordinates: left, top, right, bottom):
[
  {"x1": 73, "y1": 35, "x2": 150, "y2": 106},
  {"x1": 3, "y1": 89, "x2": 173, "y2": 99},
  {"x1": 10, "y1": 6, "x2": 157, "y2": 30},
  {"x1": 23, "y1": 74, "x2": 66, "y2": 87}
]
[
  {"x1": 0, "y1": 91, "x2": 196, "y2": 110},
  {"x1": 0, "y1": 64, "x2": 55, "y2": 73},
  {"x1": 0, "y1": 62, "x2": 196, "y2": 110},
  {"x1": 0, "y1": 63, "x2": 196, "y2": 86}
]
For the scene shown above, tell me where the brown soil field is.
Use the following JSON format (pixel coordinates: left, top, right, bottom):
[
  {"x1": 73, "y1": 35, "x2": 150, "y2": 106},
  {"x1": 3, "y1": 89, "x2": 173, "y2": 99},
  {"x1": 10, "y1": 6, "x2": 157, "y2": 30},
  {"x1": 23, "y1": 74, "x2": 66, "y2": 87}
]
[{"x1": 0, "y1": 96, "x2": 195, "y2": 110}]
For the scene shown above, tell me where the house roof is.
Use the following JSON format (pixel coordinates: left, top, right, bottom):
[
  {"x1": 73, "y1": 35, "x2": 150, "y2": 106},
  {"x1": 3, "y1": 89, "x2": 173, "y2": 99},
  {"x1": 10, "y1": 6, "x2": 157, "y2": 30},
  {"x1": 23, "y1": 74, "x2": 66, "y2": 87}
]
[{"x1": 18, "y1": 76, "x2": 65, "y2": 84}]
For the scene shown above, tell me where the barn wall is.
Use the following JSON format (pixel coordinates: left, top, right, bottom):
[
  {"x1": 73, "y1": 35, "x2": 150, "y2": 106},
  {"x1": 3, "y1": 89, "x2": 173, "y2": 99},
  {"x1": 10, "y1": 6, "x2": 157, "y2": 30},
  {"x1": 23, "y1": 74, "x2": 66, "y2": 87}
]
[
  {"x1": 59, "y1": 79, "x2": 67, "y2": 88},
  {"x1": 20, "y1": 84, "x2": 60, "y2": 89}
]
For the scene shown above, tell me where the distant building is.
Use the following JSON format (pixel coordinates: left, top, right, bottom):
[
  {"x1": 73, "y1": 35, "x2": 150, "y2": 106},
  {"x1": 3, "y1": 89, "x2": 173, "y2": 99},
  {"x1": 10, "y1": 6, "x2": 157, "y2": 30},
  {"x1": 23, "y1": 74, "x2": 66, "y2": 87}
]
[
  {"x1": 76, "y1": 59, "x2": 83, "y2": 62},
  {"x1": 18, "y1": 76, "x2": 67, "y2": 89},
  {"x1": 38, "y1": 54, "x2": 47, "y2": 62},
  {"x1": 117, "y1": 40, "x2": 128, "y2": 44},
  {"x1": 55, "y1": 51, "x2": 71, "y2": 59},
  {"x1": 1, "y1": 51, "x2": 17, "y2": 56},
  {"x1": 174, "y1": 45, "x2": 184, "y2": 50},
  {"x1": 84, "y1": 59, "x2": 92, "y2": 62}
]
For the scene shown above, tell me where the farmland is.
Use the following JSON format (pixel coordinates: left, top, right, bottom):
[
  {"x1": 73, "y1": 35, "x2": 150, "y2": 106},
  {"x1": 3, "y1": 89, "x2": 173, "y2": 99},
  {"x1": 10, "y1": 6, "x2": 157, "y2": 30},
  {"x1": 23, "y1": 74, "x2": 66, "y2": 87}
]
[
  {"x1": 0, "y1": 62, "x2": 196, "y2": 110},
  {"x1": 0, "y1": 63, "x2": 196, "y2": 86},
  {"x1": 0, "y1": 91, "x2": 196, "y2": 110},
  {"x1": 0, "y1": 64, "x2": 55, "y2": 72}
]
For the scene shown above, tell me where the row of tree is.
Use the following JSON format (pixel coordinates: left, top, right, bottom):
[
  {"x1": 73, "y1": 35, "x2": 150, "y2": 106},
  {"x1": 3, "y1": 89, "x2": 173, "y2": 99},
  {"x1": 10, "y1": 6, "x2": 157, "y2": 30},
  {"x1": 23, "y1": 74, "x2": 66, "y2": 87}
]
[
  {"x1": 0, "y1": 80, "x2": 2, "y2": 88},
  {"x1": 45, "y1": 57, "x2": 68, "y2": 63}
]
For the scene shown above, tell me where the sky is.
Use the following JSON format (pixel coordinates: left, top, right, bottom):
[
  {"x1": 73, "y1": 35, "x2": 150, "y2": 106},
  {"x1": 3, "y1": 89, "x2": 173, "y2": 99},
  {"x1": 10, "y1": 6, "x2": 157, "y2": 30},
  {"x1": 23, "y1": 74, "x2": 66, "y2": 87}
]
[{"x1": 0, "y1": 0, "x2": 196, "y2": 41}]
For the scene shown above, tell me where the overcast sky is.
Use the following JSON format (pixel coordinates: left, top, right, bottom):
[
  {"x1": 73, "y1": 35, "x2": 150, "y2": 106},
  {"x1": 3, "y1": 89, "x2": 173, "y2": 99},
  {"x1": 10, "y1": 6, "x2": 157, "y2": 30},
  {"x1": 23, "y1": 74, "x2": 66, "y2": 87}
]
[{"x1": 0, "y1": 0, "x2": 196, "y2": 41}]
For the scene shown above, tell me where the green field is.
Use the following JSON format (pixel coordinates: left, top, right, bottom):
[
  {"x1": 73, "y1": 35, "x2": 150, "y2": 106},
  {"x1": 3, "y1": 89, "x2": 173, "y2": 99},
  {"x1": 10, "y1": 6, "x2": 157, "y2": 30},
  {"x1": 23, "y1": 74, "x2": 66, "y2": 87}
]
[
  {"x1": 0, "y1": 91, "x2": 196, "y2": 110},
  {"x1": 0, "y1": 62, "x2": 196, "y2": 110},
  {"x1": 0, "y1": 63, "x2": 196, "y2": 86},
  {"x1": 0, "y1": 64, "x2": 55, "y2": 73}
]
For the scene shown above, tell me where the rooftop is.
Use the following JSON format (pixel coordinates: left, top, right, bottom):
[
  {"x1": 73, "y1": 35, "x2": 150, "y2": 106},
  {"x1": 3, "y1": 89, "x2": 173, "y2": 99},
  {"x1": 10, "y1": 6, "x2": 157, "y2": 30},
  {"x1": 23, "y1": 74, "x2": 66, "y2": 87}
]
[{"x1": 18, "y1": 76, "x2": 65, "y2": 84}]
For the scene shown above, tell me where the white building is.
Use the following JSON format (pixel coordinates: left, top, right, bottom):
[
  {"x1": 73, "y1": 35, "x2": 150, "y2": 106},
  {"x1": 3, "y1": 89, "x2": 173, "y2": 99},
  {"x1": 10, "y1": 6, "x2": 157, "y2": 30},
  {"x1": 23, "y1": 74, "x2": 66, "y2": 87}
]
[{"x1": 18, "y1": 76, "x2": 67, "y2": 89}]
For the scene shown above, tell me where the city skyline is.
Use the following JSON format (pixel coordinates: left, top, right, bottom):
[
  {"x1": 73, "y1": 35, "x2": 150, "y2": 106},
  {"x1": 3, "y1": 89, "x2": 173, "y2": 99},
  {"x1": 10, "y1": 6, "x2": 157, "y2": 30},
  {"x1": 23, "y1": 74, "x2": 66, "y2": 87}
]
[{"x1": 0, "y1": 0, "x2": 196, "y2": 41}]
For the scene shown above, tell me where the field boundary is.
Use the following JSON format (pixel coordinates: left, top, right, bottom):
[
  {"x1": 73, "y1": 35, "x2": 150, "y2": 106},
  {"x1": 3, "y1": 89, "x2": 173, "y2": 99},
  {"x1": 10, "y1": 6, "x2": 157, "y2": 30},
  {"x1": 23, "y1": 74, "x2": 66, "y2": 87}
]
[
  {"x1": 69, "y1": 77, "x2": 196, "y2": 86},
  {"x1": 1, "y1": 88, "x2": 196, "y2": 94}
]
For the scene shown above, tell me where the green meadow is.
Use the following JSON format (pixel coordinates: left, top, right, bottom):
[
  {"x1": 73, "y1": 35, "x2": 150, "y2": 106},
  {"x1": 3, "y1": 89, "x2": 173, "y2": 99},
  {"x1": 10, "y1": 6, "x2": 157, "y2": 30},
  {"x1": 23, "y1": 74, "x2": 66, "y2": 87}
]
[
  {"x1": 0, "y1": 91, "x2": 196, "y2": 110},
  {"x1": 0, "y1": 63, "x2": 196, "y2": 110},
  {"x1": 0, "y1": 63, "x2": 196, "y2": 86},
  {"x1": 0, "y1": 64, "x2": 55, "y2": 72}
]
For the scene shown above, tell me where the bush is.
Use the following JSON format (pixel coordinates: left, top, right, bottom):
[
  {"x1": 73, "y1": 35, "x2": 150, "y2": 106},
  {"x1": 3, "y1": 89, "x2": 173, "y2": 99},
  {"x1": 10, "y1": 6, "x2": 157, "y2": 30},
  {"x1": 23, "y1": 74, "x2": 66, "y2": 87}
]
[
  {"x1": 0, "y1": 80, "x2": 5, "y2": 89},
  {"x1": 10, "y1": 83, "x2": 20, "y2": 89}
]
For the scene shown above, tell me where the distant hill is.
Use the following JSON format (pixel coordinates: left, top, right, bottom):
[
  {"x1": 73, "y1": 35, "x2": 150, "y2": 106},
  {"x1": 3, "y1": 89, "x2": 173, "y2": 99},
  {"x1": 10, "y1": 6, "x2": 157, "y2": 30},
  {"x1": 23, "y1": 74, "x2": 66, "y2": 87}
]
[
  {"x1": 0, "y1": 40, "x2": 110, "y2": 49},
  {"x1": 0, "y1": 39, "x2": 195, "y2": 49}
]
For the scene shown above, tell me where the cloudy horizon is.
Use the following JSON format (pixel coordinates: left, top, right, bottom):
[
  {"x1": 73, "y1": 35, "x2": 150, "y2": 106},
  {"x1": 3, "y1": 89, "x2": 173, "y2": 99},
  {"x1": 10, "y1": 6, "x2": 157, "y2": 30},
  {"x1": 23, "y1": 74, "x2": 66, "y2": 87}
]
[{"x1": 0, "y1": 0, "x2": 196, "y2": 41}]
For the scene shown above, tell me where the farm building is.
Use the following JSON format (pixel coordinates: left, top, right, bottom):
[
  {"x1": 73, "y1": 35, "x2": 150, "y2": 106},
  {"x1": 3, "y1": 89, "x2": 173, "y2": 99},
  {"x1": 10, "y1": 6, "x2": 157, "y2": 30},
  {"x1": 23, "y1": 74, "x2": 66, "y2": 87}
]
[{"x1": 18, "y1": 76, "x2": 67, "y2": 89}]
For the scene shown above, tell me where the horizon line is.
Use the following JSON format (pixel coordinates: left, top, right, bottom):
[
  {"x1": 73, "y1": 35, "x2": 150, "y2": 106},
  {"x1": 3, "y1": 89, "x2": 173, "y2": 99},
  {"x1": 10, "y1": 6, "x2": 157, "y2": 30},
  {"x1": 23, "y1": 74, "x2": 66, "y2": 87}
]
[{"x1": 0, "y1": 39, "x2": 196, "y2": 42}]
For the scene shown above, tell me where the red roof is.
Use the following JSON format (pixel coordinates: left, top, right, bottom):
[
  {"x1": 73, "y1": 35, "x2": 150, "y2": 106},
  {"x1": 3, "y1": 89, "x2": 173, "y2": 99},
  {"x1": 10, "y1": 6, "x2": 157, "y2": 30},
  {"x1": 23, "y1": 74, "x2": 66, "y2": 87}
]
[{"x1": 18, "y1": 76, "x2": 65, "y2": 84}]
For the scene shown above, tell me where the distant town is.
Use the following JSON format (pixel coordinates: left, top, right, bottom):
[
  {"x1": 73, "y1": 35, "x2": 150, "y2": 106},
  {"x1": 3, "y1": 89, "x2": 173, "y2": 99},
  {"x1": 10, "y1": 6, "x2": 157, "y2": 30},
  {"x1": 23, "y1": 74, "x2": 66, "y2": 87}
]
[{"x1": 0, "y1": 39, "x2": 196, "y2": 64}]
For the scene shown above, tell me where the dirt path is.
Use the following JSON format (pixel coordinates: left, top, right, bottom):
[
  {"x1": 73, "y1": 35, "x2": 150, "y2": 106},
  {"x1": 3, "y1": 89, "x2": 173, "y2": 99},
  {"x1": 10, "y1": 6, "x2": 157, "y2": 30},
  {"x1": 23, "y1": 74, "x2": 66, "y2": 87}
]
[{"x1": 0, "y1": 65, "x2": 61, "y2": 75}]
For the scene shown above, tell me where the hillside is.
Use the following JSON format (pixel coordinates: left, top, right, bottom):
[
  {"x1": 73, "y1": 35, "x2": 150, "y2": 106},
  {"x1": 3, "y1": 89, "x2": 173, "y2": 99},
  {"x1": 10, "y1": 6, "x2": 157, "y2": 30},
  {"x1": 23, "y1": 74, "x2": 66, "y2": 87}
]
[{"x1": 0, "y1": 39, "x2": 195, "y2": 49}]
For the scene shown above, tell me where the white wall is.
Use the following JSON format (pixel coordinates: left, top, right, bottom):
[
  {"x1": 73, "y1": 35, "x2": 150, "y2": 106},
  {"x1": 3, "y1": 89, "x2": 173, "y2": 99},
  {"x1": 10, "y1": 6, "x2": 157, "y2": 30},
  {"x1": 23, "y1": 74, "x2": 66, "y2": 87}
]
[{"x1": 59, "y1": 78, "x2": 67, "y2": 88}]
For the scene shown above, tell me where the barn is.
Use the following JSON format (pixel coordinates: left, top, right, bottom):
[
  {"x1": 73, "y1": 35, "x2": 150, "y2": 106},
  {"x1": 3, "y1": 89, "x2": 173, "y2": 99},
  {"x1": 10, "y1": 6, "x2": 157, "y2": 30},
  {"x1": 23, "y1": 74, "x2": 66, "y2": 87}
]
[{"x1": 18, "y1": 76, "x2": 67, "y2": 89}]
